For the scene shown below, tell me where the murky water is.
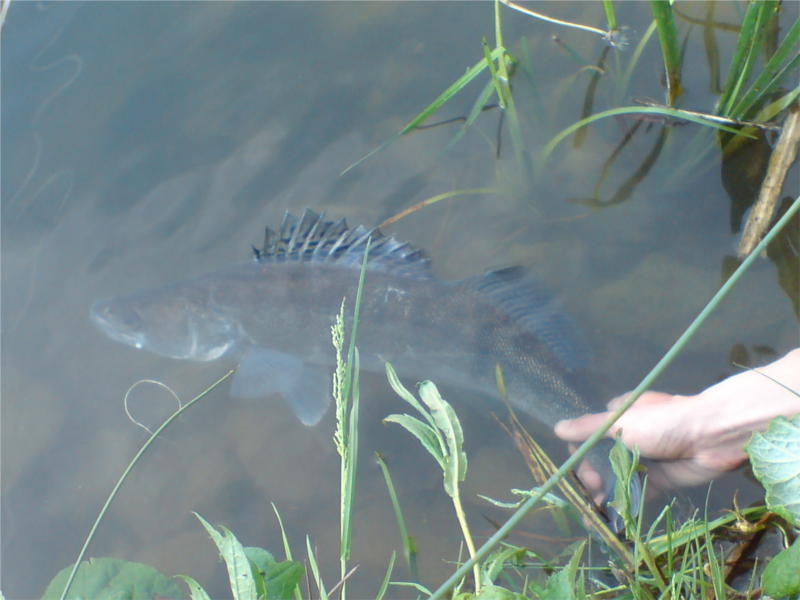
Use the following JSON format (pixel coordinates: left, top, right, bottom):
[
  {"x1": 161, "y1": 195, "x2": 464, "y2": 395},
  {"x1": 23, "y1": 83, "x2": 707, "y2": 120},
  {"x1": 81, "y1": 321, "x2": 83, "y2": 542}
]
[{"x1": 2, "y1": 2, "x2": 797, "y2": 598}]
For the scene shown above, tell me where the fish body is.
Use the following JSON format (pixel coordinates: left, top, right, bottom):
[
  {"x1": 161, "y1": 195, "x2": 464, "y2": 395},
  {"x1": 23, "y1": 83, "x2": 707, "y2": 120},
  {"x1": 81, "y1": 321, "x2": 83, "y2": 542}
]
[{"x1": 91, "y1": 210, "x2": 638, "y2": 528}]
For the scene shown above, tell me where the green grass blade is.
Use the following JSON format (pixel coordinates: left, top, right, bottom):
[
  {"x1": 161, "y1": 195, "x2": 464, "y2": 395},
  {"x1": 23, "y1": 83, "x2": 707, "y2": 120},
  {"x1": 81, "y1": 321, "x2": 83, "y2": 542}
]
[
  {"x1": 340, "y1": 348, "x2": 360, "y2": 567},
  {"x1": 717, "y1": 1, "x2": 780, "y2": 116},
  {"x1": 540, "y1": 105, "x2": 752, "y2": 165},
  {"x1": 493, "y1": 1, "x2": 528, "y2": 175},
  {"x1": 271, "y1": 503, "x2": 303, "y2": 600},
  {"x1": 427, "y1": 194, "x2": 800, "y2": 600},
  {"x1": 305, "y1": 536, "x2": 328, "y2": 600},
  {"x1": 716, "y1": 0, "x2": 766, "y2": 114},
  {"x1": 338, "y1": 238, "x2": 370, "y2": 596},
  {"x1": 730, "y1": 15, "x2": 800, "y2": 118},
  {"x1": 482, "y1": 38, "x2": 505, "y2": 110},
  {"x1": 733, "y1": 52, "x2": 800, "y2": 120},
  {"x1": 645, "y1": 506, "x2": 766, "y2": 556},
  {"x1": 703, "y1": 516, "x2": 726, "y2": 599},
  {"x1": 619, "y1": 20, "x2": 657, "y2": 100},
  {"x1": 342, "y1": 47, "x2": 506, "y2": 175},
  {"x1": 754, "y1": 78, "x2": 800, "y2": 123},
  {"x1": 603, "y1": 0, "x2": 617, "y2": 31},
  {"x1": 650, "y1": 0, "x2": 683, "y2": 104},
  {"x1": 373, "y1": 551, "x2": 397, "y2": 600},
  {"x1": 444, "y1": 80, "x2": 499, "y2": 152},
  {"x1": 58, "y1": 370, "x2": 235, "y2": 600},
  {"x1": 375, "y1": 453, "x2": 418, "y2": 579}
]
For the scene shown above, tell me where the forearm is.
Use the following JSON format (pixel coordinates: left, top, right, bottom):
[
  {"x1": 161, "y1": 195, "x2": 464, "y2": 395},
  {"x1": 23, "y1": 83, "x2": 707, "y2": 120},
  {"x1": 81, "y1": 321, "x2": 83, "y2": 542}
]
[{"x1": 695, "y1": 348, "x2": 800, "y2": 457}]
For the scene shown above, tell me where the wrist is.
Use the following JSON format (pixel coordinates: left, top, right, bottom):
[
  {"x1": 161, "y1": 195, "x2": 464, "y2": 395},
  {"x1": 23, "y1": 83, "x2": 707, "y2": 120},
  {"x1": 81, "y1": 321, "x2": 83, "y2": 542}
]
[{"x1": 690, "y1": 350, "x2": 800, "y2": 455}]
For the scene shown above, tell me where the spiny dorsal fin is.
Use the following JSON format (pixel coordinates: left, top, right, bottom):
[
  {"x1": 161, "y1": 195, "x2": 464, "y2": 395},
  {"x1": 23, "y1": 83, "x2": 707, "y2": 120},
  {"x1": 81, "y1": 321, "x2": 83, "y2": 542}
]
[
  {"x1": 254, "y1": 209, "x2": 431, "y2": 277},
  {"x1": 465, "y1": 266, "x2": 590, "y2": 372}
]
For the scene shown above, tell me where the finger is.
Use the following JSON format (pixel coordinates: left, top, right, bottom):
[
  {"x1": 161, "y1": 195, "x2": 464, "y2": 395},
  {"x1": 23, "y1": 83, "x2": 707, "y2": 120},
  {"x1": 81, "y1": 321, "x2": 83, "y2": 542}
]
[{"x1": 554, "y1": 412, "x2": 613, "y2": 442}]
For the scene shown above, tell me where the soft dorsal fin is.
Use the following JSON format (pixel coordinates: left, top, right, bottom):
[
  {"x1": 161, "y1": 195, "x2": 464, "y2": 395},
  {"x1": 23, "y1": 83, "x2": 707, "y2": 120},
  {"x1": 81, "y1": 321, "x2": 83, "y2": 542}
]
[
  {"x1": 253, "y1": 209, "x2": 431, "y2": 277},
  {"x1": 464, "y1": 266, "x2": 590, "y2": 372}
]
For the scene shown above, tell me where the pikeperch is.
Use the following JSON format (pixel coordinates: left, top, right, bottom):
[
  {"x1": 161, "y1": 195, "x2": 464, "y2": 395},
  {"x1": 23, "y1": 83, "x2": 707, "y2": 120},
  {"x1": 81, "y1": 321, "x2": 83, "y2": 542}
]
[{"x1": 91, "y1": 209, "x2": 639, "y2": 529}]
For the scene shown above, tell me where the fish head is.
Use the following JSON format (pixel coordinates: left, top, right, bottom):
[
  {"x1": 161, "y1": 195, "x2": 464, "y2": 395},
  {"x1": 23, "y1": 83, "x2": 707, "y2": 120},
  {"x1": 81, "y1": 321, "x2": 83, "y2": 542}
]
[{"x1": 90, "y1": 282, "x2": 240, "y2": 361}]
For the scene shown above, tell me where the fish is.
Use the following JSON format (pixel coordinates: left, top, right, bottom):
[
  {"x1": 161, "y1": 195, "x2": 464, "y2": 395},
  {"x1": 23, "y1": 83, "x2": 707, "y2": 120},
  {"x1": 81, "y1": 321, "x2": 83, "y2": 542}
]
[{"x1": 91, "y1": 209, "x2": 640, "y2": 530}]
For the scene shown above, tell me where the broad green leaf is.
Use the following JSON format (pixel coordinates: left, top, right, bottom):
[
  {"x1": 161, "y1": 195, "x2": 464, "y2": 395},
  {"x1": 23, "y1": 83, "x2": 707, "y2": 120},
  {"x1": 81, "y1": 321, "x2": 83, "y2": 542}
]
[
  {"x1": 245, "y1": 547, "x2": 302, "y2": 600},
  {"x1": 531, "y1": 542, "x2": 585, "y2": 600},
  {"x1": 474, "y1": 584, "x2": 524, "y2": 600},
  {"x1": 194, "y1": 513, "x2": 257, "y2": 600},
  {"x1": 176, "y1": 575, "x2": 212, "y2": 600},
  {"x1": 419, "y1": 381, "x2": 467, "y2": 497},
  {"x1": 609, "y1": 435, "x2": 640, "y2": 533},
  {"x1": 384, "y1": 414, "x2": 446, "y2": 471},
  {"x1": 385, "y1": 363, "x2": 434, "y2": 428},
  {"x1": 481, "y1": 546, "x2": 525, "y2": 586},
  {"x1": 761, "y1": 538, "x2": 800, "y2": 599},
  {"x1": 746, "y1": 415, "x2": 800, "y2": 526},
  {"x1": 42, "y1": 557, "x2": 183, "y2": 600}
]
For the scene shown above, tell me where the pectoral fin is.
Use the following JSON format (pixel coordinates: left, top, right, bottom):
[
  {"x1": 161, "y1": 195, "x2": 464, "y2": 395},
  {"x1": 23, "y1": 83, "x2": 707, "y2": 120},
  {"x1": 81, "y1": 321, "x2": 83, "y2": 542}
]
[{"x1": 231, "y1": 347, "x2": 332, "y2": 426}]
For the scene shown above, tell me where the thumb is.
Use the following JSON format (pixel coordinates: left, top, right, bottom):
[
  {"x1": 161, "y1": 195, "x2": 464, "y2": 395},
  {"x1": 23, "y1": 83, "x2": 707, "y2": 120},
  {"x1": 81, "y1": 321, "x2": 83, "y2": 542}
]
[{"x1": 554, "y1": 412, "x2": 612, "y2": 442}]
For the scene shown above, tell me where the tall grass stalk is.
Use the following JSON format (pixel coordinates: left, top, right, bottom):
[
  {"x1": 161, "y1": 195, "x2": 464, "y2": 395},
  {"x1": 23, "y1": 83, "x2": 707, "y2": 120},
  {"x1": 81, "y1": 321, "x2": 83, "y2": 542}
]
[
  {"x1": 492, "y1": 0, "x2": 527, "y2": 175},
  {"x1": 650, "y1": 0, "x2": 683, "y2": 104},
  {"x1": 428, "y1": 193, "x2": 800, "y2": 600},
  {"x1": 58, "y1": 370, "x2": 235, "y2": 600},
  {"x1": 728, "y1": 14, "x2": 800, "y2": 120},
  {"x1": 716, "y1": 1, "x2": 780, "y2": 117},
  {"x1": 332, "y1": 238, "x2": 371, "y2": 598},
  {"x1": 602, "y1": 0, "x2": 617, "y2": 32}
]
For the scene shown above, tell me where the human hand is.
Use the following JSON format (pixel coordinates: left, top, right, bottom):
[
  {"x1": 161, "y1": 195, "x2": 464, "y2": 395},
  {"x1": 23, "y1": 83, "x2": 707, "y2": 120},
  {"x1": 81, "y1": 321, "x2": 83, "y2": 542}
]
[
  {"x1": 555, "y1": 348, "x2": 800, "y2": 500},
  {"x1": 555, "y1": 391, "x2": 747, "y2": 498}
]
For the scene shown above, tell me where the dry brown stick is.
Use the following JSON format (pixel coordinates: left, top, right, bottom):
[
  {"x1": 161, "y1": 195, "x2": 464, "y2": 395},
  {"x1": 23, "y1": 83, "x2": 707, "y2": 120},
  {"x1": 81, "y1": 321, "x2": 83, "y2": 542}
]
[{"x1": 738, "y1": 105, "x2": 800, "y2": 258}]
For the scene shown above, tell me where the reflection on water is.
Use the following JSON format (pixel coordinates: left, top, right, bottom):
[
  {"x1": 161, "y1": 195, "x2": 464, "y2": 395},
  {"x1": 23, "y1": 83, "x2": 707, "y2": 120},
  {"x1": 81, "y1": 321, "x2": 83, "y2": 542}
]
[{"x1": 2, "y1": 2, "x2": 797, "y2": 598}]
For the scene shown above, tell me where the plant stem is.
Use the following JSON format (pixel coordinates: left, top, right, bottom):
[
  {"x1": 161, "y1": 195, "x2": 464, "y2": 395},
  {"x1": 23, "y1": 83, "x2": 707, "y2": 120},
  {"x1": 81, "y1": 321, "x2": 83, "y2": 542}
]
[
  {"x1": 59, "y1": 370, "x2": 235, "y2": 600},
  {"x1": 452, "y1": 488, "x2": 481, "y2": 593}
]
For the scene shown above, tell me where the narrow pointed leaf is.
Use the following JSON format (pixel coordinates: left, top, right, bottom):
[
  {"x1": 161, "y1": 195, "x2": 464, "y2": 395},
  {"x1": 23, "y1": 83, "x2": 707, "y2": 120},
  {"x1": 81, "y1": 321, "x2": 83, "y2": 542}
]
[{"x1": 194, "y1": 513, "x2": 257, "y2": 600}]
